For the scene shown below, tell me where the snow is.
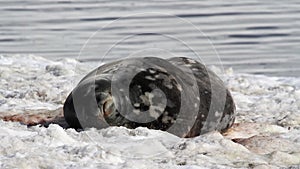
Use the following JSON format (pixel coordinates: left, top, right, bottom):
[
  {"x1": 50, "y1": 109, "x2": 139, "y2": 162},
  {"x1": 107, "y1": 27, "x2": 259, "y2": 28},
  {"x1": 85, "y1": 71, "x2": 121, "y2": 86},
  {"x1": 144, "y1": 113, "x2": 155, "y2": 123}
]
[{"x1": 0, "y1": 54, "x2": 300, "y2": 168}]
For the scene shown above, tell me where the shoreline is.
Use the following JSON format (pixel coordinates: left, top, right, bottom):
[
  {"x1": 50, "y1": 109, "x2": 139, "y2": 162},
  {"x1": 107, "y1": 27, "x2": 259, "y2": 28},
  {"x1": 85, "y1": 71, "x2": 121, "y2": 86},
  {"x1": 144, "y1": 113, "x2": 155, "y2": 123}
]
[{"x1": 0, "y1": 54, "x2": 299, "y2": 168}]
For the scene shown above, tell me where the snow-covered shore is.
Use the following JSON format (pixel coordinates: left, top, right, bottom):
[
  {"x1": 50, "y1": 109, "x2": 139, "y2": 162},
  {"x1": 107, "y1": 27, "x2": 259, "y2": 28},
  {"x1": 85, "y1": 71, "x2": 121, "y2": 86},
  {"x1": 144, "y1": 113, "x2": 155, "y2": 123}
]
[{"x1": 0, "y1": 55, "x2": 299, "y2": 169}]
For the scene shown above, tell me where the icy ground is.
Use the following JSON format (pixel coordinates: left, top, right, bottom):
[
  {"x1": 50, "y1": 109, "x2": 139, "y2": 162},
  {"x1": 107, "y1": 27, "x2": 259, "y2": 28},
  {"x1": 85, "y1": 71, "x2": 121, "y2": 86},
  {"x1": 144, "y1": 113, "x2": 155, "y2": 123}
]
[{"x1": 0, "y1": 55, "x2": 299, "y2": 169}]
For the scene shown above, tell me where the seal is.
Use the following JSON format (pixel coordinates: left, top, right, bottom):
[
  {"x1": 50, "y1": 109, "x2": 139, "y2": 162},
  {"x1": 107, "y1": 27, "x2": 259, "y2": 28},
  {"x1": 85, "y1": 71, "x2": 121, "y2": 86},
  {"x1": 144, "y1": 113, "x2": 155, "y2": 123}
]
[{"x1": 63, "y1": 57, "x2": 236, "y2": 138}]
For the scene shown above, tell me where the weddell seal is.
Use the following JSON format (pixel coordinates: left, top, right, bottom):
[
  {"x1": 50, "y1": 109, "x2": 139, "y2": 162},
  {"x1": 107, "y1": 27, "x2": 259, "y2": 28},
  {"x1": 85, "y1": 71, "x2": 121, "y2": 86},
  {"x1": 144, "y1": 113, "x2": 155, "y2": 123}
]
[{"x1": 63, "y1": 57, "x2": 236, "y2": 138}]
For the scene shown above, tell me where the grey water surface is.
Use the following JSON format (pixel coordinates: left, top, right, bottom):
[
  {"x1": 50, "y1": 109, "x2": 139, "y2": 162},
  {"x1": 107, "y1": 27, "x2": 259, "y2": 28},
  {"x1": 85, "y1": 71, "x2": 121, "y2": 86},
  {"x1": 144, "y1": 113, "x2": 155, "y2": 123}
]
[{"x1": 0, "y1": 0, "x2": 300, "y2": 76}]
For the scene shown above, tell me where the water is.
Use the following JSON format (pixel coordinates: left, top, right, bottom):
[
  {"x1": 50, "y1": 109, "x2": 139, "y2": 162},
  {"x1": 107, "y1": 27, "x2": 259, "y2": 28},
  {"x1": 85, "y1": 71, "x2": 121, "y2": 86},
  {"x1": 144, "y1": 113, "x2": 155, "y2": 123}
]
[{"x1": 1, "y1": 0, "x2": 300, "y2": 76}]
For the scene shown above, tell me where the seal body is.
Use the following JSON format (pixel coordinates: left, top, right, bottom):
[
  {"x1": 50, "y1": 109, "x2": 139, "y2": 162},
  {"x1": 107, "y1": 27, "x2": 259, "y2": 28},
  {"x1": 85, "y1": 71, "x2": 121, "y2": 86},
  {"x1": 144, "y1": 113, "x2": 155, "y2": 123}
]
[{"x1": 63, "y1": 57, "x2": 235, "y2": 138}]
